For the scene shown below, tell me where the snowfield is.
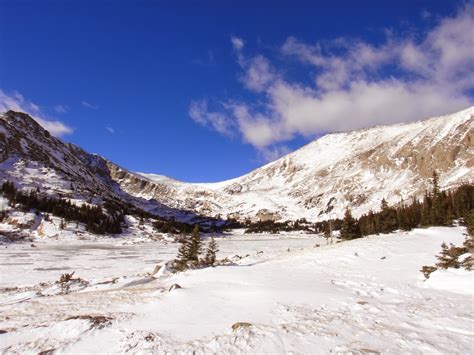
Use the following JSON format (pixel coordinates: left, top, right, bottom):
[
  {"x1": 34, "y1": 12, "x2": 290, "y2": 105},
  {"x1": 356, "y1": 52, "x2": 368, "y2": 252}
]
[{"x1": 0, "y1": 227, "x2": 473, "y2": 354}]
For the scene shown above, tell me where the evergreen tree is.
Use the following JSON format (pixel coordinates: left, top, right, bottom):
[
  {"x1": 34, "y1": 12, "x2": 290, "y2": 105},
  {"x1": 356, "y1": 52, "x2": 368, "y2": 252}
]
[
  {"x1": 430, "y1": 171, "x2": 450, "y2": 226},
  {"x1": 465, "y1": 209, "x2": 474, "y2": 236},
  {"x1": 435, "y1": 242, "x2": 464, "y2": 269},
  {"x1": 340, "y1": 208, "x2": 361, "y2": 240},
  {"x1": 430, "y1": 171, "x2": 447, "y2": 225},
  {"x1": 175, "y1": 238, "x2": 191, "y2": 271},
  {"x1": 323, "y1": 221, "x2": 332, "y2": 244},
  {"x1": 421, "y1": 191, "x2": 432, "y2": 226},
  {"x1": 203, "y1": 237, "x2": 219, "y2": 266},
  {"x1": 174, "y1": 225, "x2": 203, "y2": 270},
  {"x1": 188, "y1": 225, "x2": 202, "y2": 262},
  {"x1": 379, "y1": 198, "x2": 398, "y2": 233}
]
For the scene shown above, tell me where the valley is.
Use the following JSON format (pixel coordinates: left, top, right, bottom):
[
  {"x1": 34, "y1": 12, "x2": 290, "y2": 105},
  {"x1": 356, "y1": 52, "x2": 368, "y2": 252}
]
[
  {"x1": 0, "y1": 227, "x2": 471, "y2": 353},
  {"x1": 0, "y1": 107, "x2": 472, "y2": 354}
]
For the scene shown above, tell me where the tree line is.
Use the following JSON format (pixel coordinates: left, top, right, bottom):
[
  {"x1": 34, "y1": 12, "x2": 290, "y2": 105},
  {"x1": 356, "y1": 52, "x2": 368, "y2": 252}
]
[
  {"x1": 337, "y1": 172, "x2": 473, "y2": 240},
  {"x1": 0, "y1": 180, "x2": 236, "y2": 236},
  {"x1": 241, "y1": 172, "x2": 473, "y2": 239},
  {"x1": 0, "y1": 180, "x2": 124, "y2": 234}
]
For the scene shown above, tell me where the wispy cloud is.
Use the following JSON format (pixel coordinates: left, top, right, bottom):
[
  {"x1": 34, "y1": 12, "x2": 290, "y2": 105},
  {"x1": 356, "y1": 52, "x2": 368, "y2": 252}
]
[
  {"x1": 230, "y1": 36, "x2": 244, "y2": 51},
  {"x1": 192, "y1": 50, "x2": 216, "y2": 67},
  {"x1": 105, "y1": 126, "x2": 115, "y2": 134},
  {"x1": 0, "y1": 89, "x2": 73, "y2": 136},
  {"x1": 259, "y1": 145, "x2": 291, "y2": 162},
  {"x1": 189, "y1": 4, "x2": 474, "y2": 161},
  {"x1": 189, "y1": 100, "x2": 234, "y2": 137},
  {"x1": 54, "y1": 104, "x2": 69, "y2": 114},
  {"x1": 82, "y1": 101, "x2": 99, "y2": 110}
]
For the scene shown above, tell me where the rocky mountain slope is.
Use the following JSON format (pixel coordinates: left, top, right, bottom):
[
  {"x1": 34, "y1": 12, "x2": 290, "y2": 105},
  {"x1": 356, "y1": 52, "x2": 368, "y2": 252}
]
[
  {"x1": 0, "y1": 111, "x2": 200, "y2": 222},
  {"x1": 115, "y1": 106, "x2": 474, "y2": 221},
  {"x1": 1, "y1": 107, "x2": 473, "y2": 223}
]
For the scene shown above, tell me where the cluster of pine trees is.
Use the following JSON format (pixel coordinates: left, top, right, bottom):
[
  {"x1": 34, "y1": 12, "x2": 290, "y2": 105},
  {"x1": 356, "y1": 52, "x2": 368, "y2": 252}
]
[
  {"x1": 152, "y1": 218, "x2": 196, "y2": 234},
  {"x1": 0, "y1": 181, "x2": 124, "y2": 234},
  {"x1": 152, "y1": 215, "x2": 240, "y2": 235},
  {"x1": 244, "y1": 218, "x2": 313, "y2": 234},
  {"x1": 336, "y1": 173, "x2": 473, "y2": 240},
  {"x1": 174, "y1": 225, "x2": 219, "y2": 271}
]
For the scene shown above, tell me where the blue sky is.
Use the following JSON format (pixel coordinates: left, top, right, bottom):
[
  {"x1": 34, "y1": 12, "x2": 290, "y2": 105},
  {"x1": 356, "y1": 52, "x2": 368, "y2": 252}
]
[{"x1": 0, "y1": 0, "x2": 472, "y2": 182}]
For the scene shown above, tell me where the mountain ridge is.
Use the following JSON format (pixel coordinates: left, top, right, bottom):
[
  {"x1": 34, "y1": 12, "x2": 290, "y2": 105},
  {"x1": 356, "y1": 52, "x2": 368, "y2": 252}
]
[
  {"x1": 106, "y1": 106, "x2": 474, "y2": 221},
  {"x1": 1, "y1": 106, "x2": 473, "y2": 222}
]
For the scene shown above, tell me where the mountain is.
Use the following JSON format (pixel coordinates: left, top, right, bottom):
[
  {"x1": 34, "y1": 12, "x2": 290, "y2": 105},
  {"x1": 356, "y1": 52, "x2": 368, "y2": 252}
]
[
  {"x1": 112, "y1": 106, "x2": 474, "y2": 221},
  {"x1": 0, "y1": 111, "x2": 203, "y2": 222},
  {"x1": 1, "y1": 107, "x2": 473, "y2": 223}
]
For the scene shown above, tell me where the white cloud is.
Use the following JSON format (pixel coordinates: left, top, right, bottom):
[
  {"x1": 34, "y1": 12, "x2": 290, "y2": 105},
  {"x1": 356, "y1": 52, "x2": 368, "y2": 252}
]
[
  {"x1": 105, "y1": 126, "x2": 115, "y2": 134},
  {"x1": 240, "y1": 55, "x2": 276, "y2": 92},
  {"x1": 421, "y1": 9, "x2": 431, "y2": 20},
  {"x1": 82, "y1": 101, "x2": 99, "y2": 110},
  {"x1": 231, "y1": 36, "x2": 244, "y2": 51},
  {"x1": 0, "y1": 89, "x2": 73, "y2": 136},
  {"x1": 189, "y1": 100, "x2": 234, "y2": 137},
  {"x1": 190, "y1": 4, "x2": 474, "y2": 157},
  {"x1": 54, "y1": 105, "x2": 69, "y2": 114},
  {"x1": 259, "y1": 145, "x2": 291, "y2": 162}
]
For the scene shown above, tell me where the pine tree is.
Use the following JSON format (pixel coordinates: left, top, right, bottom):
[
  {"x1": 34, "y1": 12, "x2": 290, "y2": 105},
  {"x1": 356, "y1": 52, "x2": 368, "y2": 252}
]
[
  {"x1": 204, "y1": 238, "x2": 219, "y2": 266},
  {"x1": 174, "y1": 225, "x2": 202, "y2": 270},
  {"x1": 379, "y1": 199, "x2": 398, "y2": 233},
  {"x1": 323, "y1": 221, "x2": 332, "y2": 244},
  {"x1": 465, "y1": 209, "x2": 474, "y2": 236},
  {"x1": 188, "y1": 225, "x2": 202, "y2": 262},
  {"x1": 175, "y1": 237, "x2": 191, "y2": 271},
  {"x1": 435, "y1": 242, "x2": 464, "y2": 269},
  {"x1": 421, "y1": 191, "x2": 432, "y2": 227},
  {"x1": 340, "y1": 208, "x2": 361, "y2": 240},
  {"x1": 430, "y1": 170, "x2": 446, "y2": 225}
]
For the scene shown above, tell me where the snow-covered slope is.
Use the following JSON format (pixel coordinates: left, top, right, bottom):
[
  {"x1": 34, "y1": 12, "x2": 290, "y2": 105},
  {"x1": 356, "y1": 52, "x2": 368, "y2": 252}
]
[
  {"x1": 0, "y1": 111, "x2": 205, "y2": 222},
  {"x1": 1, "y1": 107, "x2": 473, "y2": 222},
  {"x1": 1, "y1": 227, "x2": 472, "y2": 353},
  {"x1": 115, "y1": 106, "x2": 474, "y2": 221}
]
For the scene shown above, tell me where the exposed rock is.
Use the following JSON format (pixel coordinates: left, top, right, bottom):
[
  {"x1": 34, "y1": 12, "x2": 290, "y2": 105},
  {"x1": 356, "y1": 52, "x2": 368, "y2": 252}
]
[
  {"x1": 231, "y1": 322, "x2": 253, "y2": 331},
  {"x1": 168, "y1": 284, "x2": 182, "y2": 292},
  {"x1": 153, "y1": 260, "x2": 178, "y2": 277},
  {"x1": 65, "y1": 315, "x2": 112, "y2": 329},
  {"x1": 256, "y1": 209, "x2": 281, "y2": 222},
  {"x1": 224, "y1": 183, "x2": 243, "y2": 194}
]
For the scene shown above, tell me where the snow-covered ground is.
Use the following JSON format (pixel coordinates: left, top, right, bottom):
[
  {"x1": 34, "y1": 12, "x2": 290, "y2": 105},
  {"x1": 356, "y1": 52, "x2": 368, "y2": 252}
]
[{"x1": 0, "y1": 227, "x2": 473, "y2": 354}]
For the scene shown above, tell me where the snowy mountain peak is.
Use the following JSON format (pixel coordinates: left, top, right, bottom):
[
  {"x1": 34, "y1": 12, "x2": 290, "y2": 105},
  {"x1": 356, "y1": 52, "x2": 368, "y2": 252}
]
[
  {"x1": 1, "y1": 107, "x2": 473, "y2": 222},
  {"x1": 115, "y1": 107, "x2": 473, "y2": 221}
]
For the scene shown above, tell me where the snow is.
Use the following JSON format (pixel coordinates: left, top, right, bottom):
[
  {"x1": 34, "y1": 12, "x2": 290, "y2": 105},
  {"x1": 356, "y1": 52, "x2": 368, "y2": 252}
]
[
  {"x1": 2, "y1": 105, "x2": 472, "y2": 224},
  {"x1": 424, "y1": 267, "x2": 474, "y2": 295},
  {"x1": 1, "y1": 226, "x2": 472, "y2": 353},
  {"x1": 129, "y1": 106, "x2": 474, "y2": 222}
]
